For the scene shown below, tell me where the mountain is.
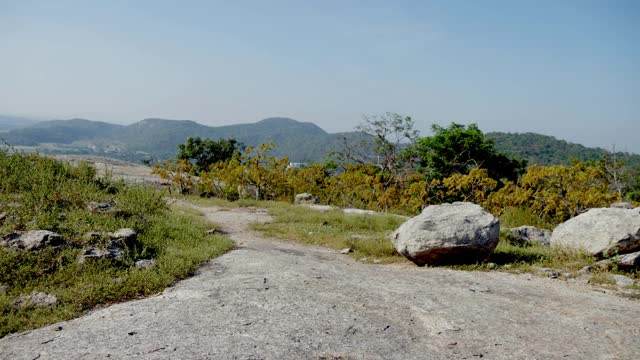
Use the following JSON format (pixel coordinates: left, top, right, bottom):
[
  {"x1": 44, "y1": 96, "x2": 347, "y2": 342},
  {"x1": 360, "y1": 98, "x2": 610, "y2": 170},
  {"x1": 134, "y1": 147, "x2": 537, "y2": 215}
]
[
  {"x1": 486, "y1": 132, "x2": 640, "y2": 168},
  {"x1": 4, "y1": 119, "x2": 123, "y2": 146},
  {"x1": 0, "y1": 115, "x2": 39, "y2": 132},
  {"x1": 1, "y1": 117, "x2": 363, "y2": 163}
]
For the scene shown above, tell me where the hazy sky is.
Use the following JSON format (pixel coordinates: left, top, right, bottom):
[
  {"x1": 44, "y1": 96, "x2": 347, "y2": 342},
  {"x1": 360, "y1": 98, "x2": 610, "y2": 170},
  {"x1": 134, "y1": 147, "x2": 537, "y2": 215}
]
[{"x1": 1, "y1": 0, "x2": 639, "y2": 152}]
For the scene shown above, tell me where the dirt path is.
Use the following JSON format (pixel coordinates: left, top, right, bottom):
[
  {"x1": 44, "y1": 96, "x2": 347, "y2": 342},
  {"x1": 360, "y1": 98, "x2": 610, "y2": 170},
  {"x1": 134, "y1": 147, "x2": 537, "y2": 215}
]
[{"x1": 1, "y1": 203, "x2": 639, "y2": 360}]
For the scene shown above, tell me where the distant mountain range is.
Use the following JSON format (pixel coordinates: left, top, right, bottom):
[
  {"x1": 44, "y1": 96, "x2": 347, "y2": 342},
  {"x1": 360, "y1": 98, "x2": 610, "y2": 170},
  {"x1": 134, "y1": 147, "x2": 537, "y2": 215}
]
[
  {"x1": 1, "y1": 116, "x2": 638, "y2": 167},
  {"x1": 0, "y1": 117, "x2": 369, "y2": 163},
  {"x1": 0, "y1": 115, "x2": 39, "y2": 131}
]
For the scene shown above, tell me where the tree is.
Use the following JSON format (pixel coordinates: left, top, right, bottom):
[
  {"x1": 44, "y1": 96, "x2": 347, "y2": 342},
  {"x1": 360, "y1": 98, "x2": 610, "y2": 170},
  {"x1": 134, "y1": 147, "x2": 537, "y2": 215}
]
[
  {"x1": 414, "y1": 123, "x2": 526, "y2": 182},
  {"x1": 177, "y1": 137, "x2": 242, "y2": 173},
  {"x1": 334, "y1": 112, "x2": 419, "y2": 188}
]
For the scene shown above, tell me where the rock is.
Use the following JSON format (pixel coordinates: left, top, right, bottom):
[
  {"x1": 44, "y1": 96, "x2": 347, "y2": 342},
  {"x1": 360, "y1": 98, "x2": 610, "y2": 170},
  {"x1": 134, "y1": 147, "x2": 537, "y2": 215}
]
[
  {"x1": 135, "y1": 259, "x2": 157, "y2": 270},
  {"x1": 507, "y1": 226, "x2": 552, "y2": 246},
  {"x1": 295, "y1": 193, "x2": 320, "y2": 205},
  {"x1": 340, "y1": 248, "x2": 353, "y2": 254},
  {"x1": 617, "y1": 251, "x2": 640, "y2": 270},
  {"x1": 78, "y1": 247, "x2": 123, "y2": 264},
  {"x1": 577, "y1": 260, "x2": 612, "y2": 275},
  {"x1": 391, "y1": 202, "x2": 500, "y2": 266},
  {"x1": 0, "y1": 213, "x2": 6, "y2": 223},
  {"x1": 610, "y1": 274, "x2": 636, "y2": 288},
  {"x1": 13, "y1": 291, "x2": 58, "y2": 308},
  {"x1": 107, "y1": 228, "x2": 138, "y2": 248},
  {"x1": 2, "y1": 230, "x2": 64, "y2": 251},
  {"x1": 87, "y1": 201, "x2": 115, "y2": 213},
  {"x1": 610, "y1": 202, "x2": 635, "y2": 209},
  {"x1": 550, "y1": 208, "x2": 640, "y2": 258},
  {"x1": 78, "y1": 228, "x2": 137, "y2": 264}
]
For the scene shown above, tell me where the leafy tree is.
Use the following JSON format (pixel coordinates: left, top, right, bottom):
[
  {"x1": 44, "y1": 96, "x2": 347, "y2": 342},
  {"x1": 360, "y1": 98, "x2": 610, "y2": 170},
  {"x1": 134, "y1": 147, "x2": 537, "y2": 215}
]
[
  {"x1": 414, "y1": 123, "x2": 526, "y2": 182},
  {"x1": 177, "y1": 137, "x2": 241, "y2": 173}
]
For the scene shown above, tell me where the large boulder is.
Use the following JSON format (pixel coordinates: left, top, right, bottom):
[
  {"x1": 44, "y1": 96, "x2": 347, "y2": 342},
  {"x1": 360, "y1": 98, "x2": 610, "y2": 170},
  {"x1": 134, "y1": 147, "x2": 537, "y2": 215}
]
[
  {"x1": 2, "y1": 230, "x2": 64, "y2": 251},
  {"x1": 295, "y1": 193, "x2": 320, "y2": 205},
  {"x1": 507, "y1": 226, "x2": 552, "y2": 246},
  {"x1": 391, "y1": 202, "x2": 500, "y2": 266},
  {"x1": 551, "y1": 208, "x2": 640, "y2": 258}
]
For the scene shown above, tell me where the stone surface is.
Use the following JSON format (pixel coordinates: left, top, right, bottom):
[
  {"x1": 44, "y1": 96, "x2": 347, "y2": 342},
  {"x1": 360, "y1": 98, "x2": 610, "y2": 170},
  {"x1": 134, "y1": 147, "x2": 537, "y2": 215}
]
[
  {"x1": 13, "y1": 292, "x2": 58, "y2": 308},
  {"x1": 617, "y1": 250, "x2": 640, "y2": 270},
  {"x1": 107, "y1": 228, "x2": 138, "y2": 248},
  {"x1": 550, "y1": 207, "x2": 640, "y2": 258},
  {"x1": 77, "y1": 248, "x2": 123, "y2": 264},
  {"x1": 87, "y1": 201, "x2": 114, "y2": 213},
  {"x1": 339, "y1": 248, "x2": 352, "y2": 254},
  {"x1": 135, "y1": 259, "x2": 157, "y2": 270},
  {"x1": 1, "y1": 203, "x2": 639, "y2": 360},
  {"x1": 2, "y1": 230, "x2": 64, "y2": 251},
  {"x1": 391, "y1": 202, "x2": 500, "y2": 265},
  {"x1": 610, "y1": 202, "x2": 635, "y2": 209},
  {"x1": 610, "y1": 274, "x2": 636, "y2": 287},
  {"x1": 507, "y1": 226, "x2": 552, "y2": 246},
  {"x1": 294, "y1": 193, "x2": 320, "y2": 205}
]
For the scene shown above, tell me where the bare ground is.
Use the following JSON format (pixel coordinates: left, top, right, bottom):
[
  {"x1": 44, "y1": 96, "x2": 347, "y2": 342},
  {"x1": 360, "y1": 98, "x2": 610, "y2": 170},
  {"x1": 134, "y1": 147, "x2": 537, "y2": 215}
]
[{"x1": 1, "y1": 202, "x2": 639, "y2": 360}]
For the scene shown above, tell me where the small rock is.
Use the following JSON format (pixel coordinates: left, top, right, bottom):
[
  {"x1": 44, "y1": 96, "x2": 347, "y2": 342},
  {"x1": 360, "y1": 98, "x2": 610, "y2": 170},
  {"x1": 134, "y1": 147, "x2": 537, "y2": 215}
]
[
  {"x1": 87, "y1": 201, "x2": 114, "y2": 213},
  {"x1": 0, "y1": 213, "x2": 6, "y2": 223},
  {"x1": 617, "y1": 251, "x2": 640, "y2": 270},
  {"x1": 308, "y1": 232, "x2": 314, "y2": 236},
  {"x1": 295, "y1": 193, "x2": 320, "y2": 205},
  {"x1": 0, "y1": 283, "x2": 8, "y2": 293},
  {"x1": 486, "y1": 262, "x2": 497, "y2": 269},
  {"x1": 107, "y1": 228, "x2": 137, "y2": 248},
  {"x1": 340, "y1": 248, "x2": 353, "y2": 254},
  {"x1": 78, "y1": 247, "x2": 123, "y2": 264},
  {"x1": 206, "y1": 228, "x2": 217, "y2": 235},
  {"x1": 2, "y1": 230, "x2": 64, "y2": 251},
  {"x1": 611, "y1": 274, "x2": 636, "y2": 287},
  {"x1": 507, "y1": 226, "x2": 552, "y2": 246},
  {"x1": 113, "y1": 277, "x2": 124, "y2": 283},
  {"x1": 135, "y1": 259, "x2": 157, "y2": 270},
  {"x1": 14, "y1": 291, "x2": 58, "y2": 308},
  {"x1": 577, "y1": 260, "x2": 612, "y2": 275},
  {"x1": 610, "y1": 202, "x2": 635, "y2": 209}
]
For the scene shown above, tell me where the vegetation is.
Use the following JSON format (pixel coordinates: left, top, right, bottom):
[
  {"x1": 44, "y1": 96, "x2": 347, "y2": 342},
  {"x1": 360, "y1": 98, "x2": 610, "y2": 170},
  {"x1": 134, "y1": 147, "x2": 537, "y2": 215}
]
[
  {"x1": 177, "y1": 137, "x2": 242, "y2": 173},
  {"x1": 487, "y1": 131, "x2": 640, "y2": 168},
  {"x1": 156, "y1": 116, "x2": 637, "y2": 218},
  {"x1": 0, "y1": 151, "x2": 233, "y2": 337},
  {"x1": 5, "y1": 116, "x2": 638, "y2": 168}
]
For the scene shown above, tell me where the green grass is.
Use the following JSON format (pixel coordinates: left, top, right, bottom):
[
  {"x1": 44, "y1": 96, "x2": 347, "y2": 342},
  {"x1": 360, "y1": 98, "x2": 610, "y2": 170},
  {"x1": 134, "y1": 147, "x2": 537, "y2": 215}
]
[
  {"x1": 0, "y1": 151, "x2": 233, "y2": 337},
  {"x1": 499, "y1": 207, "x2": 555, "y2": 230}
]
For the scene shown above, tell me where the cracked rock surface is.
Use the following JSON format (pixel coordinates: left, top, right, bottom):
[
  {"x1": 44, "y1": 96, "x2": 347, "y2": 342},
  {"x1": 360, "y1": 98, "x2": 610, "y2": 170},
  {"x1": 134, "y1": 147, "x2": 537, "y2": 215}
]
[{"x1": 1, "y1": 203, "x2": 639, "y2": 360}]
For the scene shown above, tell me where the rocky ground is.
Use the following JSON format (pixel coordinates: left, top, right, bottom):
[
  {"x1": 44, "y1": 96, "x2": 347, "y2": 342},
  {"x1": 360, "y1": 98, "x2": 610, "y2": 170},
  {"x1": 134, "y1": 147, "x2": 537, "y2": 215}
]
[
  {"x1": 2, "y1": 156, "x2": 638, "y2": 359},
  {"x1": 1, "y1": 201, "x2": 639, "y2": 360}
]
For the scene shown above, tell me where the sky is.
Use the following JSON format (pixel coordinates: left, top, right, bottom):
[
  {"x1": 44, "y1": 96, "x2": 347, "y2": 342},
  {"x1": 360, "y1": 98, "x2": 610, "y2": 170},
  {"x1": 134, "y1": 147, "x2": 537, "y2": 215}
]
[{"x1": 1, "y1": 0, "x2": 639, "y2": 152}]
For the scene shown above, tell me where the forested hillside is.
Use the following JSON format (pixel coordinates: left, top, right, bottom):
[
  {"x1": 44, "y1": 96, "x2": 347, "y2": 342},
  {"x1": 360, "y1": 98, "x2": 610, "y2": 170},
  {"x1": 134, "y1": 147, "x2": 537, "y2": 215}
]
[{"x1": 487, "y1": 132, "x2": 640, "y2": 167}]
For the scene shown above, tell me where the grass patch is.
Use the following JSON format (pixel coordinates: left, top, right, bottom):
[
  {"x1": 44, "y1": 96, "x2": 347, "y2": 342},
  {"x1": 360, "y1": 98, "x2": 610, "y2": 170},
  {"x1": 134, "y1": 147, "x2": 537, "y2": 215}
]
[
  {"x1": 251, "y1": 203, "x2": 406, "y2": 263},
  {"x1": 0, "y1": 151, "x2": 233, "y2": 337},
  {"x1": 499, "y1": 207, "x2": 555, "y2": 230}
]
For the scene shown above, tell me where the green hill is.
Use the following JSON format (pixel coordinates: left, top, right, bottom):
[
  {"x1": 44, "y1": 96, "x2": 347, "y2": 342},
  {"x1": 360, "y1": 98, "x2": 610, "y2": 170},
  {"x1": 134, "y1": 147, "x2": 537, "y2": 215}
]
[
  {"x1": 2, "y1": 117, "x2": 362, "y2": 163},
  {"x1": 486, "y1": 132, "x2": 640, "y2": 167}
]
